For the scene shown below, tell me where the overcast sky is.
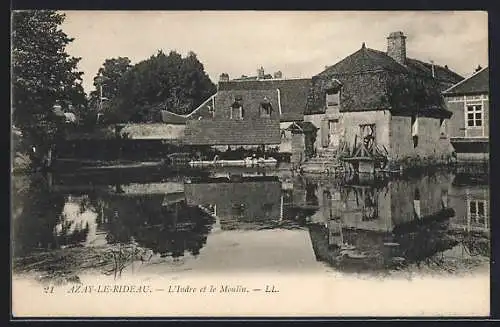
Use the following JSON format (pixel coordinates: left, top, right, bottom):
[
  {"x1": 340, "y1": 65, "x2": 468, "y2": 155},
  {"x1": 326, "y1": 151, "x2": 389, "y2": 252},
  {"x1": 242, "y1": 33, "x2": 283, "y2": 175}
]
[{"x1": 60, "y1": 11, "x2": 488, "y2": 93}]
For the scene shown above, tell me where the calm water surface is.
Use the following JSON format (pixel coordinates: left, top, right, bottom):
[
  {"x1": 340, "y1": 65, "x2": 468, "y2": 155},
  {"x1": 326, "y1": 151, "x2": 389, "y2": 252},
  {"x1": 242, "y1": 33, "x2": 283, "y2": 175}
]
[{"x1": 11, "y1": 167, "x2": 490, "y2": 282}]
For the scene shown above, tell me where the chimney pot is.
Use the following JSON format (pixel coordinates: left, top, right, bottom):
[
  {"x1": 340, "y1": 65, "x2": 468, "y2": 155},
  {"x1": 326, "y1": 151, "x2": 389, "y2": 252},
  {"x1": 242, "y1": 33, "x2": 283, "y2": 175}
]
[
  {"x1": 257, "y1": 66, "x2": 265, "y2": 79},
  {"x1": 387, "y1": 31, "x2": 407, "y2": 66},
  {"x1": 219, "y1": 73, "x2": 229, "y2": 82}
]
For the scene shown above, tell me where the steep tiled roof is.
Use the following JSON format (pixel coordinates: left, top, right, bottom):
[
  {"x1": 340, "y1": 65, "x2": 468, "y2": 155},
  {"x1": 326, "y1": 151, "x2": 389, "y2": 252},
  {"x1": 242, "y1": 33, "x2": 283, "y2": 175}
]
[
  {"x1": 183, "y1": 119, "x2": 281, "y2": 145},
  {"x1": 306, "y1": 45, "x2": 463, "y2": 117},
  {"x1": 406, "y1": 58, "x2": 464, "y2": 90},
  {"x1": 218, "y1": 78, "x2": 312, "y2": 122},
  {"x1": 317, "y1": 47, "x2": 407, "y2": 76},
  {"x1": 443, "y1": 67, "x2": 489, "y2": 95}
]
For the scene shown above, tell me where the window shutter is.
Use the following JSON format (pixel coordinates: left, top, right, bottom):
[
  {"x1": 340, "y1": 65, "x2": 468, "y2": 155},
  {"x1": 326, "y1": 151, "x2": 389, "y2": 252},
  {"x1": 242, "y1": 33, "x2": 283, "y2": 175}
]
[{"x1": 321, "y1": 119, "x2": 329, "y2": 147}]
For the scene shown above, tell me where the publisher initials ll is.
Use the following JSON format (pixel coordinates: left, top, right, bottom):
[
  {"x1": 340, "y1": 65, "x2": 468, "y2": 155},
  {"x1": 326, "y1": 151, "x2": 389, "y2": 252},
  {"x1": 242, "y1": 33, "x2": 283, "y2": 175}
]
[{"x1": 265, "y1": 285, "x2": 278, "y2": 293}]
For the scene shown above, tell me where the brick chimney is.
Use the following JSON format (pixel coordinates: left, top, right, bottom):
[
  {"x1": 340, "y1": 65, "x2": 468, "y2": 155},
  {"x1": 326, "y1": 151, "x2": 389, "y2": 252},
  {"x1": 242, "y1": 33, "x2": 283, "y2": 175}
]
[
  {"x1": 219, "y1": 73, "x2": 229, "y2": 82},
  {"x1": 387, "y1": 31, "x2": 407, "y2": 65},
  {"x1": 257, "y1": 66, "x2": 265, "y2": 79}
]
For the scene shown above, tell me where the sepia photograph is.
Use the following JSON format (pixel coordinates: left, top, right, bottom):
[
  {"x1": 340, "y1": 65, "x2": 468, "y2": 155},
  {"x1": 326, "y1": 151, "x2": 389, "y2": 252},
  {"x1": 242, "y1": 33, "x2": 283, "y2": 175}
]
[{"x1": 11, "y1": 10, "x2": 490, "y2": 317}]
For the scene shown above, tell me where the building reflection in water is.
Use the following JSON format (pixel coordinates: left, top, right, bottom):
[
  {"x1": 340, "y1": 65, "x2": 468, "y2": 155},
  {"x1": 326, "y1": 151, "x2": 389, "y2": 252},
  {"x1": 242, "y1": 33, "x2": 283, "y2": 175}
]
[
  {"x1": 184, "y1": 175, "x2": 309, "y2": 230},
  {"x1": 299, "y1": 172, "x2": 490, "y2": 273},
  {"x1": 12, "y1": 169, "x2": 489, "y2": 275}
]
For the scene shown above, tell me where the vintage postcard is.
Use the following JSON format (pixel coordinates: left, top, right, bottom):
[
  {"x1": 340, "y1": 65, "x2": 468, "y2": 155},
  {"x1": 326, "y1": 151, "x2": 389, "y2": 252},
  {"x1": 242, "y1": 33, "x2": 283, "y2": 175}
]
[{"x1": 11, "y1": 10, "x2": 490, "y2": 317}]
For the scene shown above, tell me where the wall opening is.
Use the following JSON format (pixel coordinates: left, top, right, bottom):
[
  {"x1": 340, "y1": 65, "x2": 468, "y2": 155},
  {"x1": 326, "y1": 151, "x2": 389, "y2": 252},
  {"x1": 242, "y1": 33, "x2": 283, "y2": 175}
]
[{"x1": 411, "y1": 115, "x2": 419, "y2": 148}]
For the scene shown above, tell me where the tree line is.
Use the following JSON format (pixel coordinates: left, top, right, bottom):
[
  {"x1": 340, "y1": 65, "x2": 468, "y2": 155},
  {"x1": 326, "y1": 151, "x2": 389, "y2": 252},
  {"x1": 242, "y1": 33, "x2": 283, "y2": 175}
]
[
  {"x1": 86, "y1": 50, "x2": 216, "y2": 124},
  {"x1": 12, "y1": 10, "x2": 216, "y2": 167}
]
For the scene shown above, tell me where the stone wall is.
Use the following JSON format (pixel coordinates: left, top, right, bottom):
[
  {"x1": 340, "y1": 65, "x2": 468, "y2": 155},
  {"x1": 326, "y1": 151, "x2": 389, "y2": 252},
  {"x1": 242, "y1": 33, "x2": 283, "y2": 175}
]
[
  {"x1": 120, "y1": 123, "x2": 185, "y2": 140},
  {"x1": 342, "y1": 110, "x2": 391, "y2": 152},
  {"x1": 389, "y1": 115, "x2": 453, "y2": 166}
]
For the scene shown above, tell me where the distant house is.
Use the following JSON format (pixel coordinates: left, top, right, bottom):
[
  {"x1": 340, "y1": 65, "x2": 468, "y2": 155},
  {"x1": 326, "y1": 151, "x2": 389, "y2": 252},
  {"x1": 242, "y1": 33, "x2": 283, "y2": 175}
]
[
  {"x1": 443, "y1": 66, "x2": 489, "y2": 162},
  {"x1": 164, "y1": 69, "x2": 313, "y2": 155},
  {"x1": 304, "y1": 31, "x2": 464, "y2": 167}
]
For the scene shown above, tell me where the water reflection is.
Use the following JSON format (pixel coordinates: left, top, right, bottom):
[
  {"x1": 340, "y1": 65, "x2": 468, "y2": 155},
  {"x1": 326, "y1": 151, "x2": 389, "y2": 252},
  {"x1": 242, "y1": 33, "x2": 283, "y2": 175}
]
[
  {"x1": 12, "y1": 168, "x2": 490, "y2": 279},
  {"x1": 304, "y1": 172, "x2": 490, "y2": 273}
]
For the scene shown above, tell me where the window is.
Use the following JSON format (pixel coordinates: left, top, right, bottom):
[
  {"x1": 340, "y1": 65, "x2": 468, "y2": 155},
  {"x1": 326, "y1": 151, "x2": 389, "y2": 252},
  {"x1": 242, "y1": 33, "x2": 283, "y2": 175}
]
[
  {"x1": 466, "y1": 105, "x2": 482, "y2": 127},
  {"x1": 325, "y1": 79, "x2": 342, "y2": 109},
  {"x1": 230, "y1": 97, "x2": 243, "y2": 120},
  {"x1": 411, "y1": 116, "x2": 419, "y2": 148},
  {"x1": 260, "y1": 97, "x2": 273, "y2": 118},
  {"x1": 441, "y1": 189, "x2": 448, "y2": 208},
  {"x1": 326, "y1": 92, "x2": 340, "y2": 107},
  {"x1": 231, "y1": 203, "x2": 245, "y2": 217},
  {"x1": 468, "y1": 200, "x2": 487, "y2": 225},
  {"x1": 413, "y1": 189, "x2": 421, "y2": 219},
  {"x1": 306, "y1": 183, "x2": 318, "y2": 206},
  {"x1": 440, "y1": 118, "x2": 447, "y2": 137}
]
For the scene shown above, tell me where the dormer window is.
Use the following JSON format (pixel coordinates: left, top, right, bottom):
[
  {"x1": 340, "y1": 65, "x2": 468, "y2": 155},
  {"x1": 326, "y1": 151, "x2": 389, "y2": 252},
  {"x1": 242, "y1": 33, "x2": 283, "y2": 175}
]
[
  {"x1": 260, "y1": 96, "x2": 273, "y2": 118},
  {"x1": 325, "y1": 79, "x2": 342, "y2": 111},
  {"x1": 230, "y1": 96, "x2": 243, "y2": 120},
  {"x1": 326, "y1": 93, "x2": 340, "y2": 107}
]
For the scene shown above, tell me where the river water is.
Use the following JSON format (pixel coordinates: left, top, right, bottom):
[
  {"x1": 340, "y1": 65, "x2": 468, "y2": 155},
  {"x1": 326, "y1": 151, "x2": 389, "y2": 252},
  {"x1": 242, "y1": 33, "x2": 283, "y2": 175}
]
[{"x1": 11, "y1": 167, "x2": 490, "y2": 283}]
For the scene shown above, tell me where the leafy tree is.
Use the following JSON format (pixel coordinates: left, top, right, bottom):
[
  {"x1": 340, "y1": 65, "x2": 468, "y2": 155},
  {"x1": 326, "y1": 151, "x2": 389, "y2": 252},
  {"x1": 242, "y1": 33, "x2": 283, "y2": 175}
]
[
  {"x1": 87, "y1": 57, "x2": 132, "y2": 122},
  {"x1": 106, "y1": 50, "x2": 216, "y2": 123},
  {"x1": 11, "y1": 10, "x2": 86, "y2": 157}
]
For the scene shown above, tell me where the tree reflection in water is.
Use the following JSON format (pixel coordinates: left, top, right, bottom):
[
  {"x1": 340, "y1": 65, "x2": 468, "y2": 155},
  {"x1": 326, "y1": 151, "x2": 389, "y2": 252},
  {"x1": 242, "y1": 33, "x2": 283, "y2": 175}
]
[
  {"x1": 12, "y1": 169, "x2": 489, "y2": 279},
  {"x1": 13, "y1": 173, "x2": 67, "y2": 257},
  {"x1": 101, "y1": 196, "x2": 215, "y2": 261},
  {"x1": 12, "y1": 174, "x2": 215, "y2": 281}
]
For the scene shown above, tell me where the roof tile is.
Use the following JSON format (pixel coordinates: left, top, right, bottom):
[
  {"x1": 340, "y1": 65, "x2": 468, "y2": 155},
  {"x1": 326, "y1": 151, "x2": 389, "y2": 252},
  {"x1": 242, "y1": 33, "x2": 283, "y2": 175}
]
[{"x1": 183, "y1": 119, "x2": 281, "y2": 145}]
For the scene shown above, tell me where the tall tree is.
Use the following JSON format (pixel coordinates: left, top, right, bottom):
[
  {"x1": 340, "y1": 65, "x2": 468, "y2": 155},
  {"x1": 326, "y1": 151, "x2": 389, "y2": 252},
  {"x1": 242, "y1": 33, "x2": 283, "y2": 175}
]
[
  {"x1": 87, "y1": 57, "x2": 132, "y2": 117},
  {"x1": 12, "y1": 10, "x2": 86, "y2": 156},
  {"x1": 106, "y1": 50, "x2": 216, "y2": 123}
]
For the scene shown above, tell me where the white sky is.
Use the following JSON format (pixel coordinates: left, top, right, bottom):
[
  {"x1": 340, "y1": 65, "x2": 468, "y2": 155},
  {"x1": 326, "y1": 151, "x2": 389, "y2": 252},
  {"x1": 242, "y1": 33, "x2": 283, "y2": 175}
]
[{"x1": 60, "y1": 11, "x2": 489, "y2": 94}]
